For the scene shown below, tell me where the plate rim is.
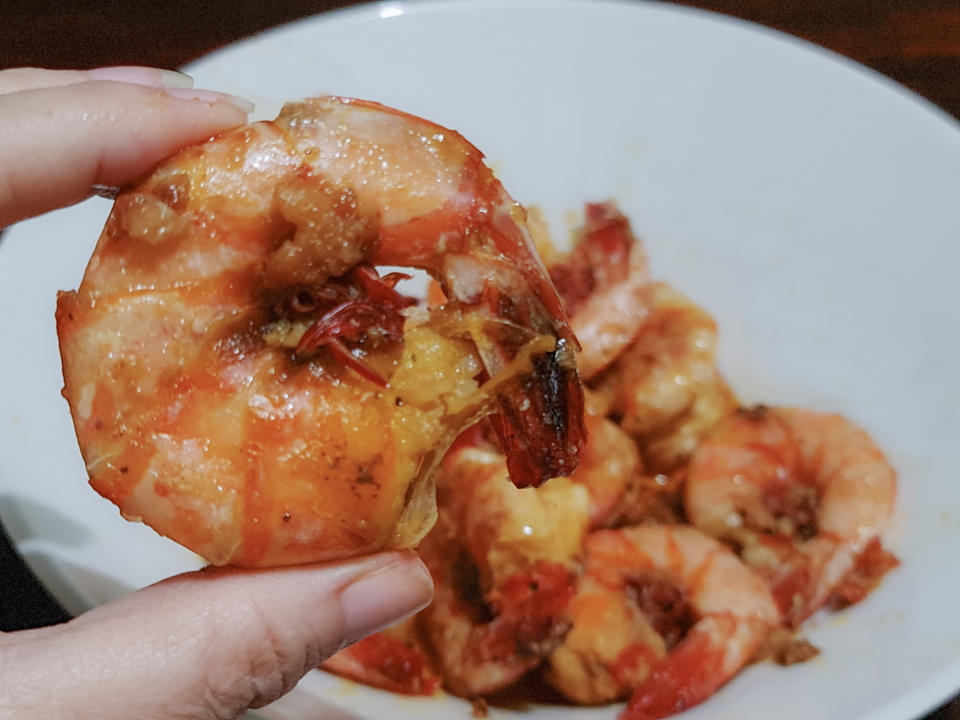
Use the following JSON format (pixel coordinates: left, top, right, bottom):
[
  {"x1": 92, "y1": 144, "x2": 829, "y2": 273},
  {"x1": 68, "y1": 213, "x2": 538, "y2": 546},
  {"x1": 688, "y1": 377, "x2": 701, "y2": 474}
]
[{"x1": 194, "y1": 0, "x2": 960, "y2": 139}]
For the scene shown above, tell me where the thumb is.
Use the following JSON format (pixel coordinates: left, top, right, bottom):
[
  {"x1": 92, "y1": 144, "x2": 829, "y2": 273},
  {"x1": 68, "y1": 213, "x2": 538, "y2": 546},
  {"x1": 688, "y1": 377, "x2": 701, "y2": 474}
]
[{"x1": 0, "y1": 551, "x2": 432, "y2": 720}]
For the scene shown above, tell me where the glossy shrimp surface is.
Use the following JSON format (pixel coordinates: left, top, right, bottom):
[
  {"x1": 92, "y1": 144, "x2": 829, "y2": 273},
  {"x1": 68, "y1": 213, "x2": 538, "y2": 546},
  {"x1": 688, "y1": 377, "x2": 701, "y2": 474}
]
[
  {"x1": 595, "y1": 283, "x2": 737, "y2": 473},
  {"x1": 56, "y1": 97, "x2": 585, "y2": 567},
  {"x1": 548, "y1": 202, "x2": 652, "y2": 380},
  {"x1": 549, "y1": 525, "x2": 778, "y2": 718},
  {"x1": 418, "y1": 444, "x2": 589, "y2": 697},
  {"x1": 684, "y1": 406, "x2": 897, "y2": 626}
]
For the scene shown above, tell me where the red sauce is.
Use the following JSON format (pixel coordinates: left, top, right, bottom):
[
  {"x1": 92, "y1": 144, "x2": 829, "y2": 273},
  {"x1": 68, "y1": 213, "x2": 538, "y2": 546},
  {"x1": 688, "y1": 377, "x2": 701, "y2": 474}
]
[
  {"x1": 239, "y1": 439, "x2": 272, "y2": 564},
  {"x1": 762, "y1": 477, "x2": 819, "y2": 540},
  {"x1": 478, "y1": 561, "x2": 575, "y2": 661},
  {"x1": 627, "y1": 576, "x2": 696, "y2": 651}
]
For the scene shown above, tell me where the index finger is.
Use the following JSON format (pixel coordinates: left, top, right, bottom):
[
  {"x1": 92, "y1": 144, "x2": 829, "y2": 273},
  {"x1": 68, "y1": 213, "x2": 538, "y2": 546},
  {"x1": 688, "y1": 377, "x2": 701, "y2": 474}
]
[
  {"x1": 0, "y1": 80, "x2": 252, "y2": 228},
  {"x1": 0, "y1": 66, "x2": 195, "y2": 96}
]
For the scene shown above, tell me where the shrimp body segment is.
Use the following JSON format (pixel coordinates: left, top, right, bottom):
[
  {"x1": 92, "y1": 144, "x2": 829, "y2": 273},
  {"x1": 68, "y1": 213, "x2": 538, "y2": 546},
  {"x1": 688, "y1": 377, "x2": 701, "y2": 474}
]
[
  {"x1": 684, "y1": 406, "x2": 897, "y2": 626},
  {"x1": 56, "y1": 97, "x2": 585, "y2": 567},
  {"x1": 575, "y1": 525, "x2": 779, "y2": 720}
]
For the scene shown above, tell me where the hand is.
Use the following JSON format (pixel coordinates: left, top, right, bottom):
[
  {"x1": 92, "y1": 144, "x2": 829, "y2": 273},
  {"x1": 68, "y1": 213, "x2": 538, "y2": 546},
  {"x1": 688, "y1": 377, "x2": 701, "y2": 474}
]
[
  {"x1": 0, "y1": 67, "x2": 434, "y2": 719},
  {"x1": 0, "y1": 65, "x2": 252, "y2": 228}
]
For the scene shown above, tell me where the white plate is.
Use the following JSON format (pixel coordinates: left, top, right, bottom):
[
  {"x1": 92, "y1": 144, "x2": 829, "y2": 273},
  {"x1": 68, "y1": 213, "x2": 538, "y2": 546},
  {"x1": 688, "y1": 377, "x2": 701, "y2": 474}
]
[{"x1": 2, "y1": 1, "x2": 959, "y2": 718}]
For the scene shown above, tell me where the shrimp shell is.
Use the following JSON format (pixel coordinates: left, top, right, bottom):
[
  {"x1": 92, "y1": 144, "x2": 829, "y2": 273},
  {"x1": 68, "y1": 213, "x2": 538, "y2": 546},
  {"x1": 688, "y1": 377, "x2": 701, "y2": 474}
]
[{"x1": 57, "y1": 97, "x2": 585, "y2": 567}]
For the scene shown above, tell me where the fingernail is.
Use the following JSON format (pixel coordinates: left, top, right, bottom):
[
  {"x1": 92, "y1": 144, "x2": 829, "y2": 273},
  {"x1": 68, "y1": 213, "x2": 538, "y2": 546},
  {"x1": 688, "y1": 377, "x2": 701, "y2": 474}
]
[
  {"x1": 87, "y1": 65, "x2": 194, "y2": 89},
  {"x1": 165, "y1": 88, "x2": 255, "y2": 113},
  {"x1": 339, "y1": 557, "x2": 433, "y2": 643},
  {"x1": 90, "y1": 184, "x2": 119, "y2": 200}
]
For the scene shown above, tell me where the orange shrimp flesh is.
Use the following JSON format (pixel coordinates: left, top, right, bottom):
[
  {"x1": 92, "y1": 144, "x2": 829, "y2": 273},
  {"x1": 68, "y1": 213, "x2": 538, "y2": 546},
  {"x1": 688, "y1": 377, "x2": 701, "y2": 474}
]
[
  {"x1": 56, "y1": 97, "x2": 585, "y2": 567},
  {"x1": 684, "y1": 406, "x2": 897, "y2": 626},
  {"x1": 418, "y1": 445, "x2": 588, "y2": 697}
]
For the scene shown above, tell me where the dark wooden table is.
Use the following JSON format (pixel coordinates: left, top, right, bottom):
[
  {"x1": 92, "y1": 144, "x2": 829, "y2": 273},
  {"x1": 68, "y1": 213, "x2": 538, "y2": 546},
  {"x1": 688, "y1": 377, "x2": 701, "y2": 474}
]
[
  {"x1": 1, "y1": 0, "x2": 958, "y2": 717},
  {"x1": 3, "y1": 0, "x2": 959, "y2": 119}
]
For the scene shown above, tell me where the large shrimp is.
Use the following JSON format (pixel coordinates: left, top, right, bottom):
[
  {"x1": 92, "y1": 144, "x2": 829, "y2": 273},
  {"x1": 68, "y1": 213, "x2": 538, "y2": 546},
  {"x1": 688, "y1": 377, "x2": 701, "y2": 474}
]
[
  {"x1": 56, "y1": 97, "x2": 585, "y2": 568},
  {"x1": 417, "y1": 444, "x2": 589, "y2": 697},
  {"x1": 684, "y1": 406, "x2": 898, "y2": 626},
  {"x1": 546, "y1": 525, "x2": 778, "y2": 718},
  {"x1": 593, "y1": 283, "x2": 737, "y2": 473}
]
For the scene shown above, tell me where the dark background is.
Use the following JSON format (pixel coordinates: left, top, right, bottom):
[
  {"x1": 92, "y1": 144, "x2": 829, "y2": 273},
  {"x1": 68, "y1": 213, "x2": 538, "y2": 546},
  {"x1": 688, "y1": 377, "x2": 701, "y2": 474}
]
[
  {"x1": 1, "y1": 0, "x2": 958, "y2": 717},
  {"x1": 2, "y1": 0, "x2": 959, "y2": 118}
]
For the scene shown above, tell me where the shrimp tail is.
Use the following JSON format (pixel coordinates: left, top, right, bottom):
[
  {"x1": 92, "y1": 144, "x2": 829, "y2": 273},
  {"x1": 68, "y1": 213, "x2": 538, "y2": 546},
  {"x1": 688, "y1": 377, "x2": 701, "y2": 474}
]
[
  {"x1": 482, "y1": 228, "x2": 587, "y2": 487},
  {"x1": 322, "y1": 630, "x2": 441, "y2": 696},
  {"x1": 620, "y1": 619, "x2": 732, "y2": 720},
  {"x1": 486, "y1": 341, "x2": 585, "y2": 487}
]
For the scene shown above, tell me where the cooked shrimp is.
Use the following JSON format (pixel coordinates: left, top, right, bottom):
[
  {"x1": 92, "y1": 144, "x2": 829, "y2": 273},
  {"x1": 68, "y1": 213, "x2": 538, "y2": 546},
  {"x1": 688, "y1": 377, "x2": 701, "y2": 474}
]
[
  {"x1": 544, "y1": 574, "x2": 665, "y2": 705},
  {"x1": 684, "y1": 406, "x2": 897, "y2": 626},
  {"x1": 594, "y1": 283, "x2": 737, "y2": 473},
  {"x1": 549, "y1": 202, "x2": 651, "y2": 380},
  {"x1": 56, "y1": 97, "x2": 585, "y2": 568},
  {"x1": 321, "y1": 617, "x2": 440, "y2": 696},
  {"x1": 548, "y1": 525, "x2": 778, "y2": 718},
  {"x1": 418, "y1": 445, "x2": 589, "y2": 697}
]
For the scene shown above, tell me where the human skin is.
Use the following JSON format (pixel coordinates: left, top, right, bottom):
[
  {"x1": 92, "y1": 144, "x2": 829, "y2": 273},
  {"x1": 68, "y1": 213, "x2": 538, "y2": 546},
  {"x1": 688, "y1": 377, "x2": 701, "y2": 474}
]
[{"x1": 0, "y1": 66, "x2": 433, "y2": 720}]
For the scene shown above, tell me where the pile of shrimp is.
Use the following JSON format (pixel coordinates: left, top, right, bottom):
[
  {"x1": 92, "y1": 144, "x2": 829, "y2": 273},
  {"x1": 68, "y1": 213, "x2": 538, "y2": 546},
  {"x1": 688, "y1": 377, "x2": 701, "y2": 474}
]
[{"x1": 323, "y1": 202, "x2": 900, "y2": 719}]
